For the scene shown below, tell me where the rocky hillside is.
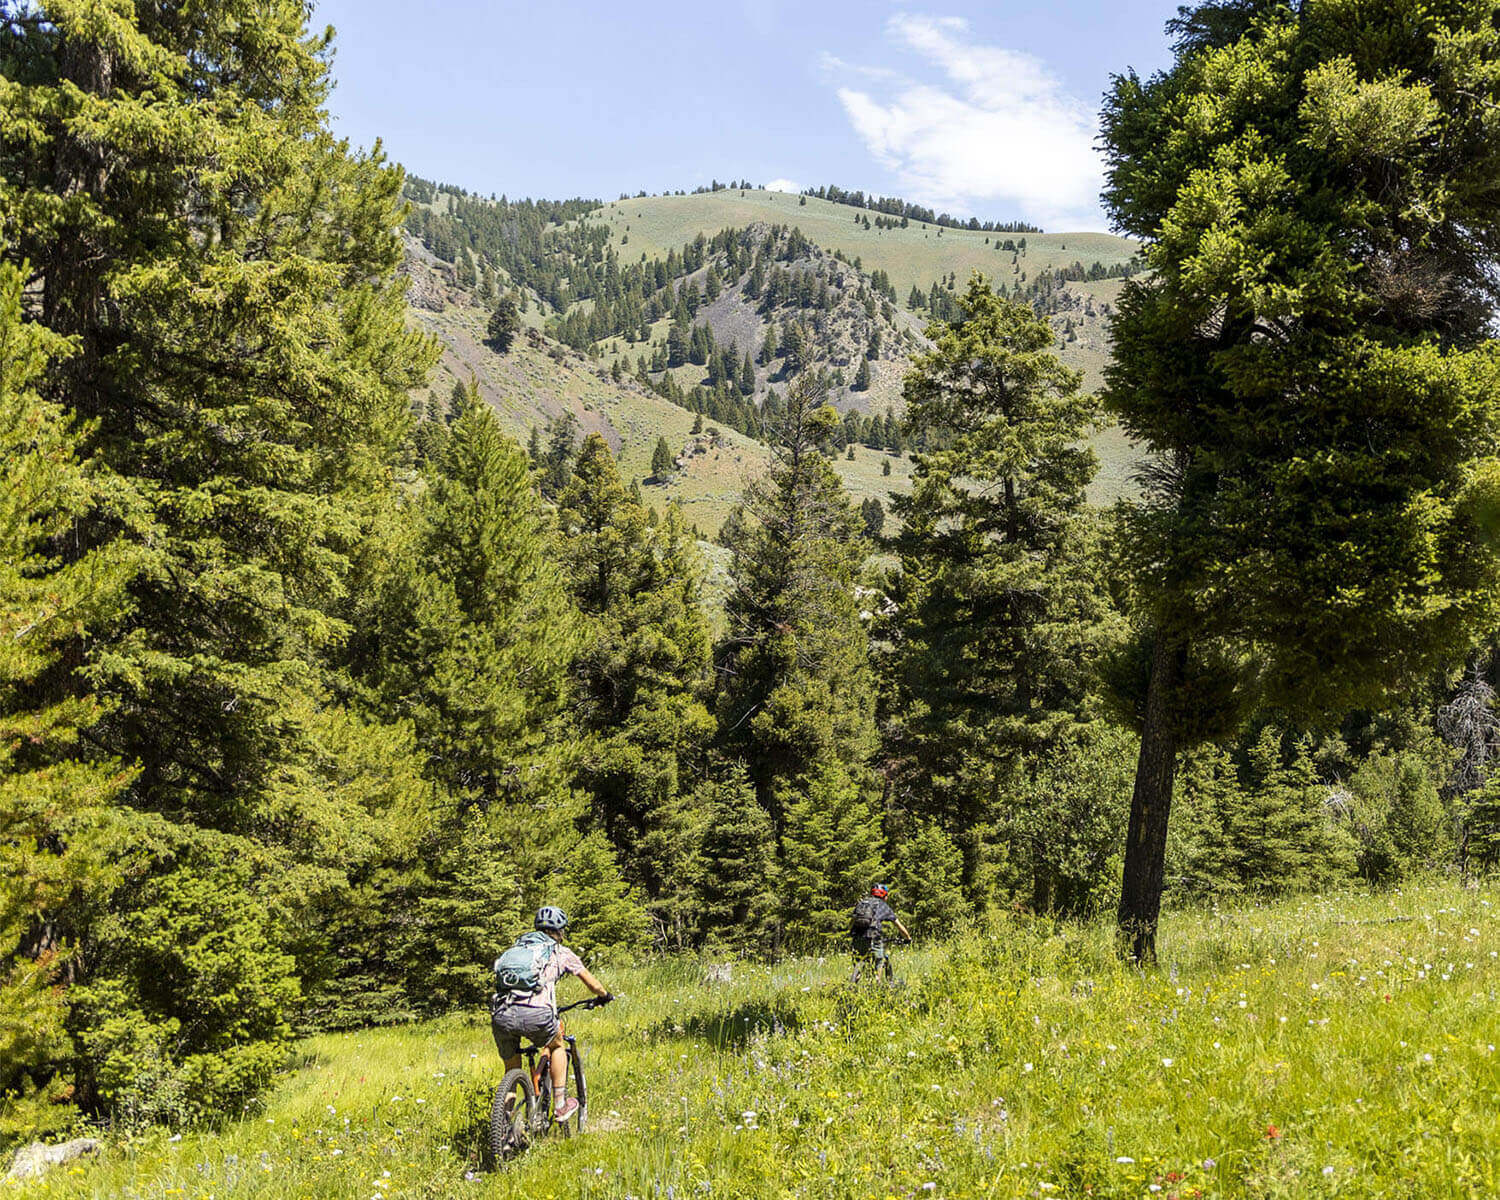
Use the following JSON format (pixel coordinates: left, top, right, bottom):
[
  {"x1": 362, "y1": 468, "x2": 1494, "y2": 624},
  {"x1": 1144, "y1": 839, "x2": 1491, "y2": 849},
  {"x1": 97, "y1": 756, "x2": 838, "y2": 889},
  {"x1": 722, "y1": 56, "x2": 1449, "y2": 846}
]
[{"x1": 400, "y1": 233, "x2": 918, "y2": 539}]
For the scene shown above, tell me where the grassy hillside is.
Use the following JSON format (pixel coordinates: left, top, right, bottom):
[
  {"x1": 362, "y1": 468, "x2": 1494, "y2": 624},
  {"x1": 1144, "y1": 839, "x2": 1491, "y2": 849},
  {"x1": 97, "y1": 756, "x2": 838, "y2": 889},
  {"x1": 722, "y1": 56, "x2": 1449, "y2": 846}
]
[
  {"x1": 594, "y1": 190, "x2": 1139, "y2": 300},
  {"x1": 407, "y1": 251, "x2": 917, "y2": 537},
  {"x1": 590, "y1": 191, "x2": 1143, "y2": 500},
  {"x1": 33, "y1": 882, "x2": 1500, "y2": 1198},
  {"x1": 402, "y1": 185, "x2": 1144, "y2": 512}
]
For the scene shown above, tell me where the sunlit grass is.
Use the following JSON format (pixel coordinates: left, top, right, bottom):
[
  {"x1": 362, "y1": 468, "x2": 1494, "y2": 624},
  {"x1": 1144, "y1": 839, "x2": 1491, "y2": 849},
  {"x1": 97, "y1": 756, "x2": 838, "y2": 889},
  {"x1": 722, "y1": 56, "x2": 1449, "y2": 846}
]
[{"x1": 17, "y1": 883, "x2": 1500, "y2": 1198}]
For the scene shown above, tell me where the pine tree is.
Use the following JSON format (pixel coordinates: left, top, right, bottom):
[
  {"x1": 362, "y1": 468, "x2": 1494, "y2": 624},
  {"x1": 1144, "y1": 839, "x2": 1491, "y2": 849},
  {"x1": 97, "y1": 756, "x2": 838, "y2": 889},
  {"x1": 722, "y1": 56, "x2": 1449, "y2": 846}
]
[
  {"x1": 556, "y1": 438, "x2": 715, "y2": 946},
  {"x1": 370, "y1": 395, "x2": 582, "y2": 957},
  {"x1": 540, "y1": 411, "x2": 580, "y2": 498},
  {"x1": 1103, "y1": 0, "x2": 1500, "y2": 960},
  {"x1": 717, "y1": 375, "x2": 877, "y2": 834},
  {"x1": 487, "y1": 296, "x2": 521, "y2": 352},
  {"x1": 854, "y1": 358, "x2": 872, "y2": 391},
  {"x1": 740, "y1": 350, "x2": 756, "y2": 396},
  {"x1": 779, "y1": 763, "x2": 885, "y2": 948},
  {"x1": 885, "y1": 277, "x2": 1108, "y2": 896},
  {"x1": 759, "y1": 325, "x2": 777, "y2": 365},
  {"x1": 556, "y1": 832, "x2": 652, "y2": 963},
  {"x1": 0, "y1": 0, "x2": 437, "y2": 1119},
  {"x1": 890, "y1": 819, "x2": 969, "y2": 939},
  {"x1": 651, "y1": 435, "x2": 675, "y2": 480},
  {"x1": 0, "y1": 259, "x2": 141, "y2": 1141},
  {"x1": 693, "y1": 764, "x2": 777, "y2": 953}
]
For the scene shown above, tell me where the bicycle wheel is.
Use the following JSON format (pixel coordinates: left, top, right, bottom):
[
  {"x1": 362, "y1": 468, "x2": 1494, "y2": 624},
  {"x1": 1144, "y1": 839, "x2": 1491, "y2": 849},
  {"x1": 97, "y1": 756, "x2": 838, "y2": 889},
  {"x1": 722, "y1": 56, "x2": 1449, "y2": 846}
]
[
  {"x1": 489, "y1": 1068, "x2": 535, "y2": 1161},
  {"x1": 569, "y1": 1041, "x2": 588, "y2": 1135}
]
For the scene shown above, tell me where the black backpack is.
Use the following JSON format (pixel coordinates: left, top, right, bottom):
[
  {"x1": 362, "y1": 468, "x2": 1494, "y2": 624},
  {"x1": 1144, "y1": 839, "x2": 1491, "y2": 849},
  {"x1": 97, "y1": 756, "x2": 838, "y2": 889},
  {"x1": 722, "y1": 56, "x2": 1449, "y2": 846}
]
[{"x1": 850, "y1": 896, "x2": 884, "y2": 936}]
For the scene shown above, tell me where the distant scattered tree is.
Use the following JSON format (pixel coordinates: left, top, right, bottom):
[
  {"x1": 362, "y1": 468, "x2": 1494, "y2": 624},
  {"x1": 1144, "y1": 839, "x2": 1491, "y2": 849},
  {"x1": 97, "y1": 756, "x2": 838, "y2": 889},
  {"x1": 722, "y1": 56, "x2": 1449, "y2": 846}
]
[
  {"x1": 486, "y1": 296, "x2": 521, "y2": 352},
  {"x1": 860, "y1": 497, "x2": 885, "y2": 539},
  {"x1": 651, "y1": 435, "x2": 675, "y2": 480}
]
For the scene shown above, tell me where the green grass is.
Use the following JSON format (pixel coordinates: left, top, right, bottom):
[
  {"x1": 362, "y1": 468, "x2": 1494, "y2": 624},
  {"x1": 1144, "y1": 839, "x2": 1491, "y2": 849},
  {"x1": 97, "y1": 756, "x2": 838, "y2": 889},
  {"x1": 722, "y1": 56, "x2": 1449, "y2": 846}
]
[{"x1": 23, "y1": 882, "x2": 1500, "y2": 1198}]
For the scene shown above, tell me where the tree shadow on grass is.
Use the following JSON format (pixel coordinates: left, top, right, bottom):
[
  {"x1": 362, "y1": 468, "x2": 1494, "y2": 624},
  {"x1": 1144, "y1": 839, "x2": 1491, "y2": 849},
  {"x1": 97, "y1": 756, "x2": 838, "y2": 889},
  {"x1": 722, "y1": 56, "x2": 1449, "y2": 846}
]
[{"x1": 645, "y1": 998, "x2": 801, "y2": 1050}]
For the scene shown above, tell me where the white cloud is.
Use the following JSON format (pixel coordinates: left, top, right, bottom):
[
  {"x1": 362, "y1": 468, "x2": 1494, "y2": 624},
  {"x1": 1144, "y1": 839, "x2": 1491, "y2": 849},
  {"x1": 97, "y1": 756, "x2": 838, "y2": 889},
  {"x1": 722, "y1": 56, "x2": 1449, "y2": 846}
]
[
  {"x1": 764, "y1": 178, "x2": 802, "y2": 193},
  {"x1": 825, "y1": 13, "x2": 1104, "y2": 229}
]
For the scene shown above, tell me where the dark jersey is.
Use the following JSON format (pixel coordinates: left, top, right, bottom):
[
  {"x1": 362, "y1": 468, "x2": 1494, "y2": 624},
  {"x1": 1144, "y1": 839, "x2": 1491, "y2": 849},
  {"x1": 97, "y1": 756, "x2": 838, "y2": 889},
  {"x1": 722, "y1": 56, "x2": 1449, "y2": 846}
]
[{"x1": 850, "y1": 897, "x2": 896, "y2": 940}]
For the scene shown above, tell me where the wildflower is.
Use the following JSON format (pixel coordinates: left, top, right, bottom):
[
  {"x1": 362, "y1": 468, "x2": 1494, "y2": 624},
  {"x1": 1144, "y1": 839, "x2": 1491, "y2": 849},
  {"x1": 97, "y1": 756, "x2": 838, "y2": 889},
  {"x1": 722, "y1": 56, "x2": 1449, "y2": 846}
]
[
  {"x1": 1322, "y1": 1167, "x2": 1335, "y2": 1177},
  {"x1": 1023, "y1": 1062, "x2": 1034, "y2": 1072},
  {"x1": 1202, "y1": 1159, "x2": 1216, "y2": 1170},
  {"x1": 1115, "y1": 1156, "x2": 1135, "y2": 1164},
  {"x1": 1161, "y1": 1058, "x2": 1173, "y2": 1068},
  {"x1": 1265, "y1": 1124, "x2": 1281, "y2": 1140}
]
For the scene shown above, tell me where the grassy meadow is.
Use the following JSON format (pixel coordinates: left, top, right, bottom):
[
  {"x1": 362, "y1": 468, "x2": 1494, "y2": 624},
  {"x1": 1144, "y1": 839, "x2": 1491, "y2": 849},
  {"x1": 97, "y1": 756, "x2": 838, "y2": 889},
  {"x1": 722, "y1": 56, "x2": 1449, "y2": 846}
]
[{"x1": 17, "y1": 882, "x2": 1500, "y2": 1199}]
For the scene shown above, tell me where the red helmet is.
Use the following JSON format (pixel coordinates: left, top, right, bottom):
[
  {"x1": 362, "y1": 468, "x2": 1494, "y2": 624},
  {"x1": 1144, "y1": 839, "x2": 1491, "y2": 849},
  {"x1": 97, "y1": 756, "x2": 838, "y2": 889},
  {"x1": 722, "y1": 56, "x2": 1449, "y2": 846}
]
[{"x1": 870, "y1": 883, "x2": 889, "y2": 899}]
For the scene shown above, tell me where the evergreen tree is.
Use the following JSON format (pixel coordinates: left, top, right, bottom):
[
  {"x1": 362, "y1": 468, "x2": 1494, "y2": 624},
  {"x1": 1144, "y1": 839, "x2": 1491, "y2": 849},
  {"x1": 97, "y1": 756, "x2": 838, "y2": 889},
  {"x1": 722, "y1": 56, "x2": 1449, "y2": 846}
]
[
  {"x1": 740, "y1": 350, "x2": 757, "y2": 396},
  {"x1": 717, "y1": 375, "x2": 877, "y2": 836},
  {"x1": 556, "y1": 438, "x2": 715, "y2": 947},
  {"x1": 555, "y1": 833, "x2": 652, "y2": 964},
  {"x1": 0, "y1": 0, "x2": 437, "y2": 1119},
  {"x1": 854, "y1": 357, "x2": 872, "y2": 391},
  {"x1": 779, "y1": 763, "x2": 885, "y2": 948},
  {"x1": 0, "y1": 259, "x2": 140, "y2": 1141},
  {"x1": 540, "y1": 411, "x2": 580, "y2": 498},
  {"x1": 1103, "y1": 0, "x2": 1500, "y2": 959},
  {"x1": 1172, "y1": 732, "x2": 1356, "y2": 899},
  {"x1": 651, "y1": 435, "x2": 675, "y2": 480},
  {"x1": 487, "y1": 296, "x2": 521, "y2": 352},
  {"x1": 759, "y1": 325, "x2": 778, "y2": 365},
  {"x1": 890, "y1": 819, "x2": 969, "y2": 939},
  {"x1": 859, "y1": 497, "x2": 885, "y2": 540},
  {"x1": 885, "y1": 277, "x2": 1108, "y2": 896},
  {"x1": 693, "y1": 764, "x2": 777, "y2": 953},
  {"x1": 368, "y1": 396, "x2": 582, "y2": 984}
]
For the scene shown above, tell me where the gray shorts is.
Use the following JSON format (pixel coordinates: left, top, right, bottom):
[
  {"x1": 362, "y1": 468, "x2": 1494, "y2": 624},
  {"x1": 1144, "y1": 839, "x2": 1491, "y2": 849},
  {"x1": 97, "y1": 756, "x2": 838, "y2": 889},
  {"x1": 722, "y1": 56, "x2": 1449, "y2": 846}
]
[{"x1": 490, "y1": 1001, "x2": 559, "y2": 1059}]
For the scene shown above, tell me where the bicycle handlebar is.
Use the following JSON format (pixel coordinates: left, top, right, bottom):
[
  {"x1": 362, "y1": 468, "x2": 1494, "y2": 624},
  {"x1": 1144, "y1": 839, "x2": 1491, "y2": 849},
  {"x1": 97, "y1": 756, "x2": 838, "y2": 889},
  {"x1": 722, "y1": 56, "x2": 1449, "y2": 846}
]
[{"x1": 556, "y1": 995, "x2": 612, "y2": 1015}]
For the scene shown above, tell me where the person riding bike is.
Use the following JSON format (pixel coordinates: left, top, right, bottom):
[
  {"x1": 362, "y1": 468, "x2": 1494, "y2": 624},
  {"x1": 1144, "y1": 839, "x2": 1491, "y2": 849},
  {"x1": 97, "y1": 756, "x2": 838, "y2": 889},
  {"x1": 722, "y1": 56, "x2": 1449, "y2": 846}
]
[
  {"x1": 850, "y1": 883, "x2": 911, "y2": 980},
  {"x1": 491, "y1": 906, "x2": 612, "y2": 1124}
]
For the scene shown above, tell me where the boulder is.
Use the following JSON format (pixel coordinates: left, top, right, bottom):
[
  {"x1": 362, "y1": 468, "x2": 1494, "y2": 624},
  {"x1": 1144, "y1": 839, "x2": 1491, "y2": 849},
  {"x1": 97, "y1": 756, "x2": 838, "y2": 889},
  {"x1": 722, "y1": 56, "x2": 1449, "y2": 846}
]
[{"x1": 6, "y1": 1137, "x2": 101, "y2": 1182}]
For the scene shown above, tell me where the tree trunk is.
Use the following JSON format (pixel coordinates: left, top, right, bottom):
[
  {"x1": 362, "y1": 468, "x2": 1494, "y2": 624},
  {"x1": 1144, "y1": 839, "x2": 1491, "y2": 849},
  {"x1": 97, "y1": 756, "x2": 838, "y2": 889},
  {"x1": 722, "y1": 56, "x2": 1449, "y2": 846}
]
[{"x1": 1116, "y1": 629, "x2": 1186, "y2": 963}]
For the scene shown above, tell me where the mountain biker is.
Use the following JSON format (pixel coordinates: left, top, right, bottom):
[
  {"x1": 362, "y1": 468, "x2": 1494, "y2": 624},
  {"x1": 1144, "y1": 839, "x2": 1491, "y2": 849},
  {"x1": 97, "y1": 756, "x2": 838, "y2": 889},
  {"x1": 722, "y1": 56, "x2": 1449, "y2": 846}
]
[
  {"x1": 491, "y1": 906, "x2": 612, "y2": 1124},
  {"x1": 850, "y1": 883, "x2": 910, "y2": 980}
]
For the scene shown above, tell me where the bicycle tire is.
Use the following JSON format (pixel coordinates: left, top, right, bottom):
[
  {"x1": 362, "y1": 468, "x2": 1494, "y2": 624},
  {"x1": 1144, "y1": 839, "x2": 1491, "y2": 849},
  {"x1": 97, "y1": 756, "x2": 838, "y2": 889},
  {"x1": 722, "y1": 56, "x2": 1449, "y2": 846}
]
[
  {"x1": 571, "y1": 1041, "x2": 588, "y2": 1135},
  {"x1": 489, "y1": 1068, "x2": 535, "y2": 1161}
]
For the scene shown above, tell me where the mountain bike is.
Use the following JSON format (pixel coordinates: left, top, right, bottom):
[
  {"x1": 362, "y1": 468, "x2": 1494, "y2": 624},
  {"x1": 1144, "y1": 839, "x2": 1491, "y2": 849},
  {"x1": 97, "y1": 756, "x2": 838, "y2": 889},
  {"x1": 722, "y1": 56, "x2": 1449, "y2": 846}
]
[
  {"x1": 851, "y1": 935, "x2": 911, "y2": 984},
  {"x1": 489, "y1": 996, "x2": 607, "y2": 1161}
]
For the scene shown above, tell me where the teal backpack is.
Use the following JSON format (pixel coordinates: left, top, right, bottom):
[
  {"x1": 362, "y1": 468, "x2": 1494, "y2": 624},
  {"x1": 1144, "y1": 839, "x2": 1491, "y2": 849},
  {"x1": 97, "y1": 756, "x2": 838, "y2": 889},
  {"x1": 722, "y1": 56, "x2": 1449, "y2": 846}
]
[{"x1": 493, "y1": 930, "x2": 557, "y2": 994}]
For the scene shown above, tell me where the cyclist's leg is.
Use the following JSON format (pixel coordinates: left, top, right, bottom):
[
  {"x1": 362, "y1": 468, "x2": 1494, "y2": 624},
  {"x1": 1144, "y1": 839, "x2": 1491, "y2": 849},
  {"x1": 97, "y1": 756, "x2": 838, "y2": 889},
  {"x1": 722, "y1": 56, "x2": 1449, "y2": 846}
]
[{"x1": 544, "y1": 1020, "x2": 567, "y2": 1099}]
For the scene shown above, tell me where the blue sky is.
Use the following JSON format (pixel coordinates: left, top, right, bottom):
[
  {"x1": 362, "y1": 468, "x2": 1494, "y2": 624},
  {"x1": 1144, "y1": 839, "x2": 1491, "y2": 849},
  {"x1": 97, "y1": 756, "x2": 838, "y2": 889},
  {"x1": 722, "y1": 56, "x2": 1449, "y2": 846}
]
[{"x1": 313, "y1": 1, "x2": 1183, "y2": 230}]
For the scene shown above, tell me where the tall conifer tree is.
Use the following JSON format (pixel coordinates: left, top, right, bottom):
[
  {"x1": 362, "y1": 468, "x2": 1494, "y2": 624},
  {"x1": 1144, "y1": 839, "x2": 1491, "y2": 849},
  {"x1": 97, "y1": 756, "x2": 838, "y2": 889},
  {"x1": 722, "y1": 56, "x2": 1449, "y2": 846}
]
[
  {"x1": 1102, "y1": 0, "x2": 1500, "y2": 959},
  {"x1": 0, "y1": 0, "x2": 436, "y2": 1116},
  {"x1": 885, "y1": 278, "x2": 1109, "y2": 899}
]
